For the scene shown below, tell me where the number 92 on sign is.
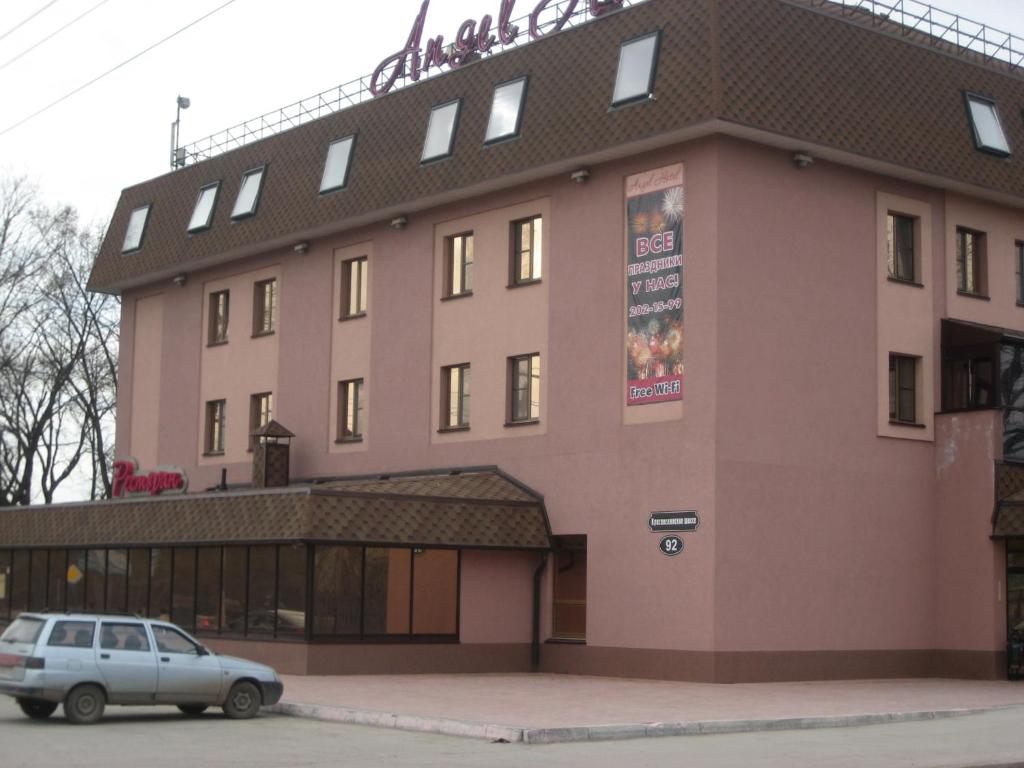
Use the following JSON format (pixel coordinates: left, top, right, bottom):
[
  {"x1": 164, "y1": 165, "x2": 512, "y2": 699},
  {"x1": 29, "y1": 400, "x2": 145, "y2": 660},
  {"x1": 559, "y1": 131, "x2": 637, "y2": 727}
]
[{"x1": 659, "y1": 535, "x2": 684, "y2": 556}]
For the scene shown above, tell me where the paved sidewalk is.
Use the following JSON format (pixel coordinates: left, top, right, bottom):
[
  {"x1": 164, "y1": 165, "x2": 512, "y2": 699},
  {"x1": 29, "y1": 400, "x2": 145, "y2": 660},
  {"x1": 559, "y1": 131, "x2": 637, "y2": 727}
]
[{"x1": 270, "y1": 673, "x2": 1024, "y2": 744}]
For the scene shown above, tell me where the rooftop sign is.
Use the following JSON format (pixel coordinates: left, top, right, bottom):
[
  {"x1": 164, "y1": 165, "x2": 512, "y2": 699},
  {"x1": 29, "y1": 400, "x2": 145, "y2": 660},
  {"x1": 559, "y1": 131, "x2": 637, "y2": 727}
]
[
  {"x1": 371, "y1": 0, "x2": 624, "y2": 95},
  {"x1": 112, "y1": 459, "x2": 188, "y2": 498}
]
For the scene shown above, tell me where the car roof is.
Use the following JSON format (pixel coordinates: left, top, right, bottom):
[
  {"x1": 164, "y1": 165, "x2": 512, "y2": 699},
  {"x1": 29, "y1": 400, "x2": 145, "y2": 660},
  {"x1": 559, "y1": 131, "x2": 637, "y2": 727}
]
[{"x1": 18, "y1": 612, "x2": 148, "y2": 621}]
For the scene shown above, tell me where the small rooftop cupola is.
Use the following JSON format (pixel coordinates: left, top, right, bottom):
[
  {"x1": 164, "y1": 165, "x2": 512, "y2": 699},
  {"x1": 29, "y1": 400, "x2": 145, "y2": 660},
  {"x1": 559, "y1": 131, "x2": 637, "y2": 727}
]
[{"x1": 251, "y1": 420, "x2": 295, "y2": 489}]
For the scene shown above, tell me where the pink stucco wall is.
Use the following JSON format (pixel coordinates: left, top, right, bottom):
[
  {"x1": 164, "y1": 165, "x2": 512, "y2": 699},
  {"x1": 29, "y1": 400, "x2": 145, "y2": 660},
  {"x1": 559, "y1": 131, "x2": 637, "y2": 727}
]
[{"x1": 116, "y1": 133, "x2": 1016, "y2": 672}]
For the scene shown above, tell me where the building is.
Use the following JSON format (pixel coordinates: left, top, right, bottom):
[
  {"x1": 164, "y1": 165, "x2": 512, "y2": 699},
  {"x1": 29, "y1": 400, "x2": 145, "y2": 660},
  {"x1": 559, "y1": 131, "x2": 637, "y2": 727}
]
[{"x1": 4, "y1": 0, "x2": 1024, "y2": 682}]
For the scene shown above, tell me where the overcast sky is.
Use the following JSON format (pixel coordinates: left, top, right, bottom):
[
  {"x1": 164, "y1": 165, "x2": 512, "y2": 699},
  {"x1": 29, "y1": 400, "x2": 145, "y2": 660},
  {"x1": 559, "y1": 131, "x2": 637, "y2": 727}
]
[{"x1": 1, "y1": 0, "x2": 1023, "y2": 227}]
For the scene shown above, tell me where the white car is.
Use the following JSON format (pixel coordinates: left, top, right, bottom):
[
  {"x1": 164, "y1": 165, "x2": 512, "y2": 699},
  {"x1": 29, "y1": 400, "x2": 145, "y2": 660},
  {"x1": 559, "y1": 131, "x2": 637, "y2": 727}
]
[{"x1": 0, "y1": 613, "x2": 284, "y2": 724}]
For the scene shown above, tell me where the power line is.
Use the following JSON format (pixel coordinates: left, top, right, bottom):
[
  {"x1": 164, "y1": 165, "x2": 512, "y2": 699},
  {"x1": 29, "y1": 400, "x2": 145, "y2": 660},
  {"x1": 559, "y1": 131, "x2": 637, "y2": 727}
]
[
  {"x1": 0, "y1": 0, "x2": 238, "y2": 137},
  {"x1": 0, "y1": 0, "x2": 111, "y2": 73},
  {"x1": 0, "y1": 1, "x2": 60, "y2": 44}
]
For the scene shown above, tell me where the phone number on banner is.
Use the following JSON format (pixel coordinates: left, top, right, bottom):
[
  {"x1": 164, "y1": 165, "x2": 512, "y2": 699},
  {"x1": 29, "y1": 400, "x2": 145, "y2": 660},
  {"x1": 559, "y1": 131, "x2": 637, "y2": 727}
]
[{"x1": 628, "y1": 298, "x2": 682, "y2": 318}]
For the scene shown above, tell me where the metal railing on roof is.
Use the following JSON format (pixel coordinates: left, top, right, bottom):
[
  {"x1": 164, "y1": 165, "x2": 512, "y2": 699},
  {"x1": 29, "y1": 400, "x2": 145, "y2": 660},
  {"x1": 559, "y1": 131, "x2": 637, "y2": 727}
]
[
  {"x1": 177, "y1": 0, "x2": 648, "y2": 168},
  {"x1": 793, "y1": 0, "x2": 1024, "y2": 72}
]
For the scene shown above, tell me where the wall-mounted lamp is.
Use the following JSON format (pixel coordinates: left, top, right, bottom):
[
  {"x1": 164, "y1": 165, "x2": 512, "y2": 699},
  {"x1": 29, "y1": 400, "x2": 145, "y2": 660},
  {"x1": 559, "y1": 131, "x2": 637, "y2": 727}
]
[
  {"x1": 792, "y1": 152, "x2": 814, "y2": 170},
  {"x1": 293, "y1": 242, "x2": 309, "y2": 255},
  {"x1": 570, "y1": 169, "x2": 591, "y2": 184},
  {"x1": 172, "y1": 273, "x2": 187, "y2": 287},
  {"x1": 390, "y1": 215, "x2": 408, "y2": 230}
]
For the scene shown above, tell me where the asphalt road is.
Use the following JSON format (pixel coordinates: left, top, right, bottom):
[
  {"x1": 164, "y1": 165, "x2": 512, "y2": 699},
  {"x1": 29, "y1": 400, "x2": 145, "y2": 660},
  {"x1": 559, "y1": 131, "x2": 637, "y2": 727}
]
[{"x1": 2, "y1": 698, "x2": 1024, "y2": 768}]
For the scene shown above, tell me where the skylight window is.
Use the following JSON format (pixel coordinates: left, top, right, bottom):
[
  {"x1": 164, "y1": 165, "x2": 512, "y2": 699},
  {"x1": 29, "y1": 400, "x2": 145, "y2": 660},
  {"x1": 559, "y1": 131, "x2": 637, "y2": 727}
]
[
  {"x1": 231, "y1": 166, "x2": 266, "y2": 219},
  {"x1": 122, "y1": 204, "x2": 150, "y2": 253},
  {"x1": 965, "y1": 93, "x2": 1011, "y2": 156},
  {"x1": 485, "y1": 77, "x2": 528, "y2": 144},
  {"x1": 188, "y1": 182, "x2": 220, "y2": 233},
  {"x1": 421, "y1": 100, "x2": 461, "y2": 163},
  {"x1": 612, "y1": 31, "x2": 661, "y2": 107},
  {"x1": 320, "y1": 135, "x2": 356, "y2": 193}
]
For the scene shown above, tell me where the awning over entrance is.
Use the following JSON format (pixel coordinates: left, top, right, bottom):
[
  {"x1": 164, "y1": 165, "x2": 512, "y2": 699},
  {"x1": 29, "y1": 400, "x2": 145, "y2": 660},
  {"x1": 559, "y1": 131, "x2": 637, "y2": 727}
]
[
  {"x1": 992, "y1": 462, "x2": 1024, "y2": 537},
  {"x1": 0, "y1": 469, "x2": 551, "y2": 551}
]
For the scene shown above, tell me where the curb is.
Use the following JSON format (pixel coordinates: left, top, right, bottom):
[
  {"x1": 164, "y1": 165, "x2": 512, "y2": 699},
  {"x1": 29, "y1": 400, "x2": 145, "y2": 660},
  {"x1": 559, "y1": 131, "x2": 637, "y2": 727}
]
[{"x1": 268, "y1": 701, "x2": 1024, "y2": 744}]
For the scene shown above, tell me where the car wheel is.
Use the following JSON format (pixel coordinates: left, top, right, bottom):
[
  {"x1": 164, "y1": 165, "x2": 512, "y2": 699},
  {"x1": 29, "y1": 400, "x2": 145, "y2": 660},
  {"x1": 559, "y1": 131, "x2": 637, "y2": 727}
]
[
  {"x1": 63, "y1": 684, "x2": 106, "y2": 725},
  {"x1": 177, "y1": 704, "x2": 208, "y2": 716},
  {"x1": 17, "y1": 698, "x2": 58, "y2": 720},
  {"x1": 222, "y1": 681, "x2": 261, "y2": 720}
]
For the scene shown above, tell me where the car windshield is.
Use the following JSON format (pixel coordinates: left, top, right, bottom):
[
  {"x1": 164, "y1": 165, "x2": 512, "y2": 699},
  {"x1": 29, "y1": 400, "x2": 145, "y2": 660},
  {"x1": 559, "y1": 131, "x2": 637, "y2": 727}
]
[{"x1": 1, "y1": 617, "x2": 45, "y2": 644}]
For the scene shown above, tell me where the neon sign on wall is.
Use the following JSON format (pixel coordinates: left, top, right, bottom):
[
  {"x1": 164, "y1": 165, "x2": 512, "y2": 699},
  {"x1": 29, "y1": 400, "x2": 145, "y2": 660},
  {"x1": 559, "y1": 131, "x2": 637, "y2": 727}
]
[
  {"x1": 371, "y1": 0, "x2": 624, "y2": 95},
  {"x1": 112, "y1": 459, "x2": 188, "y2": 498}
]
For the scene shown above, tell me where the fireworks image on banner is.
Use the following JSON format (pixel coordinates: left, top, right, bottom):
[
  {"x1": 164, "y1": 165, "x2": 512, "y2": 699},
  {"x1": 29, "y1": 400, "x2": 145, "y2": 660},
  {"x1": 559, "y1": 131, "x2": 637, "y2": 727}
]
[{"x1": 626, "y1": 184, "x2": 684, "y2": 384}]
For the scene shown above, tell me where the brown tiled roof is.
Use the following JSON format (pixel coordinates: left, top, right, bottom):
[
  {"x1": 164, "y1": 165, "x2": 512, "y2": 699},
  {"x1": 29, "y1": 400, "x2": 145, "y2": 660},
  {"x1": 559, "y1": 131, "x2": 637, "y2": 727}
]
[
  {"x1": 89, "y1": 0, "x2": 1024, "y2": 293},
  {"x1": 0, "y1": 470, "x2": 550, "y2": 550}
]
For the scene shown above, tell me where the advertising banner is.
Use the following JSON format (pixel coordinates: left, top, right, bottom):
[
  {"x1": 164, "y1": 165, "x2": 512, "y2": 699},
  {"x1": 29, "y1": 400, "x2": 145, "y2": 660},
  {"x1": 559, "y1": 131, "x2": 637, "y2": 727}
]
[{"x1": 625, "y1": 164, "x2": 684, "y2": 406}]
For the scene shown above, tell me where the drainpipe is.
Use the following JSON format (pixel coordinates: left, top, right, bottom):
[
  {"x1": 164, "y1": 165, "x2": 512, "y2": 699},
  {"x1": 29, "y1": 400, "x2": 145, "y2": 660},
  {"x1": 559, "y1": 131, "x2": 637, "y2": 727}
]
[{"x1": 532, "y1": 551, "x2": 548, "y2": 669}]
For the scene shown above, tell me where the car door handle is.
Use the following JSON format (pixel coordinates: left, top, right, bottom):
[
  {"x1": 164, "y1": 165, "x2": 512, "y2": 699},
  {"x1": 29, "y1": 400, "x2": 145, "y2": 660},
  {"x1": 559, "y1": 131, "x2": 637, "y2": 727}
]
[
  {"x1": 160, "y1": 657, "x2": 170, "y2": 663},
  {"x1": 100, "y1": 653, "x2": 110, "y2": 660}
]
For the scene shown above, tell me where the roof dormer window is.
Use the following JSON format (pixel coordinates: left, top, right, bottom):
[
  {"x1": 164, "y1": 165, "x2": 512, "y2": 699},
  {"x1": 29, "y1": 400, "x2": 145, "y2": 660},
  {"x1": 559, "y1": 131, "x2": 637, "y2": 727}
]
[
  {"x1": 231, "y1": 165, "x2": 266, "y2": 220},
  {"x1": 421, "y1": 100, "x2": 461, "y2": 163},
  {"x1": 965, "y1": 93, "x2": 1011, "y2": 156},
  {"x1": 320, "y1": 135, "x2": 356, "y2": 194},
  {"x1": 188, "y1": 182, "x2": 220, "y2": 233},
  {"x1": 122, "y1": 204, "x2": 151, "y2": 253},
  {"x1": 612, "y1": 31, "x2": 661, "y2": 107},
  {"x1": 485, "y1": 77, "x2": 528, "y2": 144}
]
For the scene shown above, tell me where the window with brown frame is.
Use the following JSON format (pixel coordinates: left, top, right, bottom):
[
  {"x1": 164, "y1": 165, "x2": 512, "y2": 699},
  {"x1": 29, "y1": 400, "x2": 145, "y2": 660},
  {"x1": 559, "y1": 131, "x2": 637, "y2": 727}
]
[
  {"x1": 888, "y1": 354, "x2": 918, "y2": 425},
  {"x1": 508, "y1": 353, "x2": 541, "y2": 424},
  {"x1": 337, "y1": 379, "x2": 364, "y2": 442},
  {"x1": 208, "y1": 290, "x2": 229, "y2": 344},
  {"x1": 956, "y1": 227, "x2": 987, "y2": 296},
  {"x1": 249, "y1": 392, "x2": 272, "y2": 450},
  {"x1": 510, "y1": 216, "x2": 543, "y2": 285},
  {"x1": 886, "y1": 213, "x2": 916, "y2": 283},
  {"x1": 341, "y1": 257, "x2": 368, "y2": 318},
  {"x1": 441, "y1": 364, "x2": 470, "y2": 430},
  {"x1": 1017, "y1": 241, "x2": 1024, "y2": 306},
  {"x1": 252, "y1": 278, "x2": 277, "y2": 336},
  {"x1": 444, "y1": 233, "x2": 473, "y2": 298},
  {"x1": 205, "y1": 399, "x2": 226, "y2": 454}
]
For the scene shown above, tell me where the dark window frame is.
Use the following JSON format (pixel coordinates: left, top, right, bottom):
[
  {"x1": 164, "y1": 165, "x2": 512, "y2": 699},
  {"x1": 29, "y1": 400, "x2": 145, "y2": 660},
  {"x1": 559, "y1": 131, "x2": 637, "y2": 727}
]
[
  {"x1": 340, "y1": 256, "x2": 368, "y2": 319},
  {"x1": 248, "y1": 391, "x2": 273, "y2": 452},
  {"x1": 421, "y1": 99, "x2": 462, "y2": 164},
  {"x1": 319, "y1": 134, "x2": 357, "y2": 195},
  {"x1": 252, "y1": 278, "x2": 278, "y2": 337},
  {"x1": 508, "y1": 353, "x2": 541, "y2": 425},
  {"x1": 1017, "y1": 241, "x2": 1024, "y2": 307},
  {"x1": 336, "y1": 378, "x2": 364, "y2": 443},
  {"x1": 484, "y1": 76, "x2": 530, "y2": 146},
  {"x1": 440, "y1": 363, "x2": 471, "y2": 431},
  {"x1": 204, "y1": 399, "x2": 226, "y2": 456},
  {"x1": 611, "y1": 29, "x2": 662, "y2": 108},
  {"x1": 444, "y1": 232, "x2": 474, "y2": 298},
  {"x1": 231, "y1": 164, "x2": 268, "y2": 221},
  {"x1": 956, "y1": 227, "x2": 988, "y2": 298},
  {"x1": 121, "y1": 204, "x2": 151, "y2": 254},
  {"x1": 886, "y1": 212, "x2": 917, "y2": 284},
  {"x1": 964, "y1": 91, "x2": 1011, "y2": 158},
  {"x1": 208, "y1": 290, "x2": 230, "y2": 346},
  {"x1": 510, "y1": 215, "x2": 543, "y2": 286},
  {"x1": 188, "y1": 181, "x2": 221, "y2": 233},
  {"x1": 889, "y1": 353, "x2": 920, "y2": 426}
]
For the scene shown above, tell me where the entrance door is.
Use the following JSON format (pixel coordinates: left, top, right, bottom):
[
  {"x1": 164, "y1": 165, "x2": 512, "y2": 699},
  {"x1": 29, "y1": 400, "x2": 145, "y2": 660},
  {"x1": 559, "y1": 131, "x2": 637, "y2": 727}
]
[{"x1": 552, "y1": 535, "x2": 587, "y2": 641}]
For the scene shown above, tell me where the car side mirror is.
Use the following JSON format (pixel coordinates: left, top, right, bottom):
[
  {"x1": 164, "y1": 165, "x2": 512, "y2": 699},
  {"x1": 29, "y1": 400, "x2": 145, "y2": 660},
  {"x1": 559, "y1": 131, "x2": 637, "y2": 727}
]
[{"x1": 196, "y1": 645, "x2": 209, "y2": 656}]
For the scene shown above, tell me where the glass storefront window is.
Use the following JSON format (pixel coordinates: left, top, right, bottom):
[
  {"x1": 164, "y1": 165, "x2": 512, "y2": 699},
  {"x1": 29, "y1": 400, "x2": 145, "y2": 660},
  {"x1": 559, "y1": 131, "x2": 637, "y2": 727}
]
[
  {"x1": 172, "y1": 548, "x2": 196, "y2": 630},
  {"x1": 364, "y1": 548, "x2": 411, "y2": 635},
  {"x1": 0, "y1": 550, "x2": 10, "y2": 618},
  {"x1": 106, "y1": 549, "x2": 128, "y2": 613},
  {"x1": 85, "y1": 549, "x2": 106, "y2": 612},
  {"x1": 222, "y1": 547, "x2": 246, "y2": 634},
  {"x1": 127, "y1": 548, "x2": 150, "y2": 617},
  {"x1": 66, "y1": 550, "x2": 86, "y2": 611},
  {"x1": 10, "y1": 551, "x2": 30, "y2": 616},
  {"x1": 277, "y1": 545, "x2": 306, "y2": 638},
  {"x1": 313, "y1": 546, "x2": 362, "y2": 636},
  {"x1": 196, "y1": 547, "x2": 221, "y2": 634},
  {"x1": 150, "y1": 548, "x2": 172, "y2": 621},
  {"x1": 28, "y1": 550, "x2": 48, "y2": 612},
  {"x1": 48, "y1": 549, "x2": 66, "y2": 612},
  {"x1": 247, "y1": 546, "x2": 276, "y2": 636}
]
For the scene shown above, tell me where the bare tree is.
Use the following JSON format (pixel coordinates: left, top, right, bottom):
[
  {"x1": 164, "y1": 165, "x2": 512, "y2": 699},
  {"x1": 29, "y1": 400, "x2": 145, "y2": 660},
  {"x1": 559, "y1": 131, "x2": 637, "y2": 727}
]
[{"x1": 0, "y1": 176, "x2": 119, "y2": 505}]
